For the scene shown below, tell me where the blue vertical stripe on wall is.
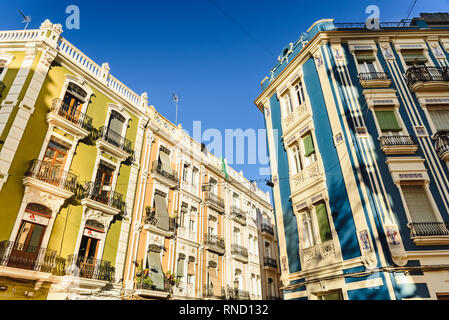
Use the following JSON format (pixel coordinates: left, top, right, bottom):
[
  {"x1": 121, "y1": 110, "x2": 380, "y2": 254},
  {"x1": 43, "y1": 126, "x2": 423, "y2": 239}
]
[
  {"x1": 302, "y1": 57, "x2": 361, "y2": 261},
  {"x1": 268, "y1": 93, "x2": 301, "y2": 274}
]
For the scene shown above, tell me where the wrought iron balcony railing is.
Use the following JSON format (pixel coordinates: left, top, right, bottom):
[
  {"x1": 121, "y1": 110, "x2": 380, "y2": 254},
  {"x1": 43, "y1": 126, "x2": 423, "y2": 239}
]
[
  {"x1": 263, "y1": 257, "x2": 278, "y2": 268},
  {"x1": 96, "y1": 126, "x2": 133, "y2": 155},
  {"x1": 25, "y1": 159, "x2": 78, "y2": 193},
  {"x1": 0, "y1": 240, "x2": 58, "y2": 273},
  {"x1": 261, "y1": 223, "x2": 274, "y2": 235},
  {"x1": 136, "y1": 277, "x2": 171, "y2": 292},
  {"x1": 231, "y1": 206, "x2": 246, "y2": 223},
  {"x1": 405, "y1": 66, "x2": 449, "y2": 86},
  {"x1": 0, "y1": 80, "x2": 6, "y2": 98},
  {"x1": 434, "y1": 132, "x2": 449, "y2": 159},
  {"x1": 203, "y1": 285, "x2": 226, "y2": 299},
  {"x1": 144, "y1": 210, "x2": 176, "y2": 233},
  {"x1": 66, "y1": 254, "x2": 115, "y2": 282},
  {"x1": 79, "y1": 181, "x2": 125, "y2": 211},
  {"x1": 409, "y1": 222, "x2": 449, "y2": 238},
  {"x1": 151, "y1": 160, "x2": 179, "y2": 184},
  {"x1": 231, "y1": 244, "x2": 248, "y2": 258},
  {"x1": 50, "y1": 99, "x2": 94, "y2": 132},
  {"x1": 379, "y1": 135, "x2": 416, "y2": 147},
  {"x1": 358, "y1": 72, "x2": 390, "y2": 81},
  {"x1": 227, "y1": 287, "x2": 250, "y2": 300},
  {"x1": 204, "y1": 234, "x2": 225, "y2": 251},
  {"x1": 204, "y1": 192, "x2": 225, "y2": 210}
]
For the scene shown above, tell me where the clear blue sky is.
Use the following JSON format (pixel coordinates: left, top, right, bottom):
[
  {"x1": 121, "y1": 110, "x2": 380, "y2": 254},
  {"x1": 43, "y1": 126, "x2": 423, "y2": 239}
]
[{"x1": 1, "y1": 0, "x2": 449, "y2": 195}]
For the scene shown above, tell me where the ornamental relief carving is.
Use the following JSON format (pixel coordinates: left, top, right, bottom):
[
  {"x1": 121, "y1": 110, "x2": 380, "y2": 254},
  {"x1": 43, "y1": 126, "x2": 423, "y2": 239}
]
[
  {"x1": 83, "y1": 209, "x2": 114, "y2": 228},
  {"x1": 23, "y1": 187, "x2": 65, "y2": 214}
]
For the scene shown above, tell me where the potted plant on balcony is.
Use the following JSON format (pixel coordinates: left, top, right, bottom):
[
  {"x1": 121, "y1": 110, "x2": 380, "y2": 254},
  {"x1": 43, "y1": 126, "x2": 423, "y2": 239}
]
[{"x1": 136, "y1": 262, "x2": 154, "y2": 290}]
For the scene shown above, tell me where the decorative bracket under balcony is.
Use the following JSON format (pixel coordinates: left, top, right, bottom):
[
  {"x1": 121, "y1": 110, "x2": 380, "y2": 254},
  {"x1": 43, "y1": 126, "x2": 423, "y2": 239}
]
[{"x1": 434, "y1": 132, "x2": 449, "y2": 162}]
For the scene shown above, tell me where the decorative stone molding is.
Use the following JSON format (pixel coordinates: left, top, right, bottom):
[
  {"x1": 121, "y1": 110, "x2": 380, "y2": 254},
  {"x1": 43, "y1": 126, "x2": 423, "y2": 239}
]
[
  {"x1": 82, "y1": 209, "x2": 115, "y2": 229},
  {"x1": 22, "y1": 186, "x2": 66, "y2": 214}
]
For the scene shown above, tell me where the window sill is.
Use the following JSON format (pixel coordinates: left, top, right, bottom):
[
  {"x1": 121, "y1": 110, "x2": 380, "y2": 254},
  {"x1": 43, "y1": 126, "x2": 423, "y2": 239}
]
[{"x1": 411, "y1": 235, "x2": 449, "y2": 246}]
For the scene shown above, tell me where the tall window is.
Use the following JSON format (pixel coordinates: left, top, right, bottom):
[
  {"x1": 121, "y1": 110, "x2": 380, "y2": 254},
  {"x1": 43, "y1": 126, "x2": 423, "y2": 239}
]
[
  {"x1": 374, "y1": 108, "x2": 403, "y2": 135},
  {"x1": 289, "y1": 143, "x2": 303, "y2": 175},
  {"x1": 295, "y1": 82, "x2": 305, "y2": 106},
  {"x1": 302, "y1": 133, "x2": 317, "y2": 167},
  {"x1": 62, "y1": 82, "x2": 88, "y2": 120},
  {"x1": 355, "y1": 50, "x2": 377, "y2": 73},
  {"x1": 427, "y1": 104, "x2": 449, "y2": 133},
  {"x1": 192, "y1": 167, "x2": 199, "y2": 186},
  {"x1": 233, "y1": 228, "x2": 241, "y2": 245},
  {"x1": 209, "y1": 178, "x2": 218, "y2": 195},
  {"x1": 283, "y1": 92, "x2": 294, "y2": 116},
  {"x1": 315, "y1": 202, "x2": 333, "y2": 243},
  {"x1": 232, "y1": 193, "x2": 240, "y2": 208},
  {"x1": 401, "y1": 184, "x2": 437, "y2": 223},
  {"x1": 107, "y1": 111, "x2": 126, "y2": 146},
  {"x1": 300, "y1": 211, "x2": 315, "y2": 249},
  {"x1": 182, "y1": 163, "x2": 190, "y2": 182},
  {"x1": 264, "y1": 241, "x2": 271, "y2": 258},
  {"x1": 93, "y1": 162, "x2": 115, "y2": 203},
  {"x1": 40, "y1": 138, "x2": 70, "y2": 185},
  {"x1": 402, "y1": 49, "x2": 428, "y2": 66}
]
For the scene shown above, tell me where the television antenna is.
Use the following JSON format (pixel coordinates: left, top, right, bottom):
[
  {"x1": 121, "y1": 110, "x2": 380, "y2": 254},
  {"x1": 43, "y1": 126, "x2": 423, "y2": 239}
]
[
  {"x1": 18, "y1": 9, "x2": 32, "y2": 30},
  {"x1": 172, "y1": 93, "x2": 180, "y2": 126}
]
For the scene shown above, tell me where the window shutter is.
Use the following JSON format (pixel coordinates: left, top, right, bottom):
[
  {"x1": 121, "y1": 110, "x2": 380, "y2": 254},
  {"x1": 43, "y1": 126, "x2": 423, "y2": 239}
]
[
  {"x1": 315, "y1": 203, "x2": 332, "y2": 243},
  {"x1": 375, "y1": 110, "x2": 402, "y2": 132},
  {"x1": 303, "y1": 135, "x2": 315, "y2": 157},
  {"x1": 355, "y1": 50, "x2": 376, "y2": 62},
  {"x1": 401, "y1": 185, "x2": 437, "y2": 223},
  {"x1": 428, "y1": 107, "x2": 449, "y2": 132},
  {"x1": 147, "y1": 250, "x2": 165, "y2": 290},
  {"x1": 154, "y1": 194, "x2": 170, "y2": 231},
  {"x1": 176, "y1": 257, "x2": 185, "y2": 277},
  {"x1": 402, "y1": 50, "x2": 427, "y2": 64}
]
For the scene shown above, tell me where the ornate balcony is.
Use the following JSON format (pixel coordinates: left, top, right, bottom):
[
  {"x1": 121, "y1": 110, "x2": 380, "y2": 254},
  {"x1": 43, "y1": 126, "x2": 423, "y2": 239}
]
[
  {"x1": 230, "y1": 206, "x2": 247, "y2": 225},
  {"x1": 79, "y1": 181, "x2": 125, "y2": 215},
  {"x1": 358, "y1": 72, "x2": 391, "y2": 88},
  {"x1": 261, "y1": 223, "x2": 274, "y2": 236},
  {"x1": 227, "y1": 287, "x2": 250, "y2": 300},
  {"x1": 0, "y1": 240, "x2": 59, "y2": 273},
  {"x1": 203, "y1": 285, "x2": 226, "y2": 299},
  {"x1": 409, "y1": 222, "x2": 449, "y2": 246},
  {"x1": 66, "y1": 254, "x2": 115, "y2": 282},
  {"x1": 24, "y1": 159, "x2": 78, "y2": 198},
  {"x1": 204, "y1": 234, "x2": 225, "y2": 255},
  {"x1": 95, "y1": 126, "x2": 133, "y2": 161},
  {"x1": 379, "y1": 135, "x2": 418, "y2": 154},
  {"x1": 144, "y1": 208, "x2": 176, "y2": 238},
  {"x1": 47, "y1": 99, "x2": 94, "y2": 138},
  {"x1": 263, "y1": 257, "x2": 278, "y2": 269},
  {"x1": 291, "y1": 162, "x2": 324, "y2": 192},
  {"x1": 301, "y1": 241, "x2": 340, "y2": 269},
  {"x1": 405, "y1": 66, "x2": 449, "y2": 92},
  {"x1": 281, "y1": 103, "x2": 310, "y2": 135},
  {"x1": 231, "y1": 244, "x2": 248, "y2": 263},
  {"x1": 204, "y1": 191, "x2": 225, "y2": 213},
  {"x1": 151, "y1": 160, "x2": 179, "y2": 189},
  {"x1": 434, "y1": 132, "x2": 449, "y2": 162}
]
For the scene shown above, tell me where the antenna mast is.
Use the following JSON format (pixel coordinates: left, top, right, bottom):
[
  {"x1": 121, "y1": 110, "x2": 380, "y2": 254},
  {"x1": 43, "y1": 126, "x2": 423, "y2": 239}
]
[
  {"x1": 172, "y1": 93, "x2": 180, "y2": 126},
  {"x1": 18, "y1": 9, "x2": 32, "y2": 30}
]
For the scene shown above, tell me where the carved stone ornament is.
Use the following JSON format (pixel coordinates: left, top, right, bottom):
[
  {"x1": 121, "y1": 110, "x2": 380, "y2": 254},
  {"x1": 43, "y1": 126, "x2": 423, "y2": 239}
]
[
  {"x1": 83, "y1": 209, "x2": 114, "y2": 229},
  {"x1": 23, "y1": 188, "x2": 65, "y2": 214}
]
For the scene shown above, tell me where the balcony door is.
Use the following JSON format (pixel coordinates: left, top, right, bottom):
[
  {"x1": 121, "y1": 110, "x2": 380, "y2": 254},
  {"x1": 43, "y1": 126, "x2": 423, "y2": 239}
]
[
  {"x1": 93, "y1": 162, "x2": 115, "y2": 204},
  {"x1": 62, "y1": 83, "x2": 87, "y2": 123},
  {"x1": 106, "y1": 111, "x2": 126, "y2": 147},
  {"x1": 9, "y1": 204, "x2": 51, "y2": 270},
  {"x1": 77, "y1": 233, "x2": 100, "y2": 279},
  {"x1": 41, "y1": 139, "x2": 69, "y2": 186}
]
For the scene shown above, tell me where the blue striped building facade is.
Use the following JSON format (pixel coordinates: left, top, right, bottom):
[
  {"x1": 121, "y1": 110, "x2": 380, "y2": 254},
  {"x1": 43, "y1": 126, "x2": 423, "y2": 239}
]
[{"x1": 255, "y1": 13, "x2": 449, "y2": 300}]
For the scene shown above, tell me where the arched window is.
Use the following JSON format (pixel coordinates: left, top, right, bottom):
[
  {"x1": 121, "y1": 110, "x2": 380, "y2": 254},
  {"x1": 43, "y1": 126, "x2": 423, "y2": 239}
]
[{"x1": 62, "y1": 82, "x2": 88, "y2": 118}]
